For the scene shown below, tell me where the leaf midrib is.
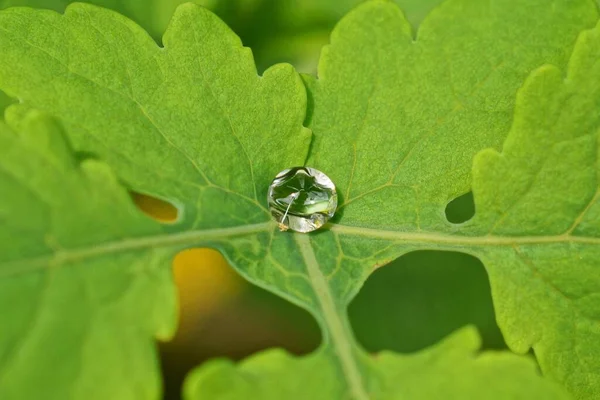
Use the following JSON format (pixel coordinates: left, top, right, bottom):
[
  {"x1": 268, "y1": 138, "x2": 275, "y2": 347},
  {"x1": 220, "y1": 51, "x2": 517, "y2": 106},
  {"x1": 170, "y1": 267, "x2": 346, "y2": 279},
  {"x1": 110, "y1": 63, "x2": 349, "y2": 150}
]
[
  {"x1": 294, "y1": 233, "x2": 369, "y2": 400},
  {"x1": 3, "y1": 222, "x2": 599, "y2": 279},
  {"x1": 0, "y1": 221, "x2": 272, "y2": 278}
]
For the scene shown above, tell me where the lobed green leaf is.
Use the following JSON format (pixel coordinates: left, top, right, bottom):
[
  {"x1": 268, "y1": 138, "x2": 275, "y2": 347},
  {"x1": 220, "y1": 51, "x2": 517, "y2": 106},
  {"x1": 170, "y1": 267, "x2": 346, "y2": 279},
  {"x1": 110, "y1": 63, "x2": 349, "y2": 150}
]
[{"x1": 0, "y1": 0, "x2": 598, "y2": 399}]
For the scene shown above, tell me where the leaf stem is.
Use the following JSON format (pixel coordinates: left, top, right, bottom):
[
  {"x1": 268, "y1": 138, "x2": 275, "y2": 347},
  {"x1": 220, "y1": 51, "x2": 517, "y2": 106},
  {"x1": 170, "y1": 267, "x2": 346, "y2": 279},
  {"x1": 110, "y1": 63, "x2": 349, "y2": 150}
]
[
  {"x1": 0, "y1": 222, "x2": 273, "y2": 279},
  {"x1": 294, "y1": 233, "x2": 369, "y2": 400}
]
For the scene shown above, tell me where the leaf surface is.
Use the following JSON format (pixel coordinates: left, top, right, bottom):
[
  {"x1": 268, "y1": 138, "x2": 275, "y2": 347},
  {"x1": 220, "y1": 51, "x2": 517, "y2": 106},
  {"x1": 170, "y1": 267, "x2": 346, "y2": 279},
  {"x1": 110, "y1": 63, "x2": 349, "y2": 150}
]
[
  {"x1": 0, "y1": 4, "x2": 309, "y2": 398},
  {"x1": 185, "y1": 327, "x2": 566, "y2": 400},
  {"x1": 303, "y1": 1, "x2": 600, "y2": 396},
  {"x1": 0, "y1": 110, "x2": 176, "y2": 399},
  {"x1": 0, "y1": 1, "x2": 597, "y2": 399}
]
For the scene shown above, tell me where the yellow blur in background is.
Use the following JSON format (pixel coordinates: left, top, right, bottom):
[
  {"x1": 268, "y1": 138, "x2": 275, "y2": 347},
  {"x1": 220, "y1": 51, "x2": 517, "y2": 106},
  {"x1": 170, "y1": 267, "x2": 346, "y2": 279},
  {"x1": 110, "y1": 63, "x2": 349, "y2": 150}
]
[{"x1": 131, "y1": 192, "x2": 246, "y2": 336}]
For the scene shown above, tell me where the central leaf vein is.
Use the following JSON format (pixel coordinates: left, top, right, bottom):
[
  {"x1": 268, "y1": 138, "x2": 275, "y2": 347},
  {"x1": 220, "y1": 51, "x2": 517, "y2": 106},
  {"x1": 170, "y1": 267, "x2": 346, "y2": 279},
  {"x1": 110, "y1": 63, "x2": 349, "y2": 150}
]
[
  {"x1": 3, "y1": 223, "x2": 599, "y2": 280},
  {"x1": 294, "y1": 233, "x2": 369, "y2": 400}
]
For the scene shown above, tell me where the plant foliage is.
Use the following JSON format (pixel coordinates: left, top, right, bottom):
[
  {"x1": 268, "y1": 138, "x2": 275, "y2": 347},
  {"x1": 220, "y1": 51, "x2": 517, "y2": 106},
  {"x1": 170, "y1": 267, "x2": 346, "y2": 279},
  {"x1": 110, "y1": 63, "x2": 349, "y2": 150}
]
[{"x1": 0, "y1": 0, "x2": 598, "y2": 399}]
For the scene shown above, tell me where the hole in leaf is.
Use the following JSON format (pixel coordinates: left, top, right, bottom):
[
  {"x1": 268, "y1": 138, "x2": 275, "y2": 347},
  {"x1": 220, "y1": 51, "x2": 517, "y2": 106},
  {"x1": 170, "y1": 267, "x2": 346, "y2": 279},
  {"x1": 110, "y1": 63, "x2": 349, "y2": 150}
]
[
  {"x1": 131, "y1": 191, "x2": 179, "y2": 223},
  {"x1": 445, "y1": 191, "x2": 475, "y2": 224},
  {"x1": 159, "y1": 248, "x2": 321, "y2": 400},
  {"x1": 348, "y1": 250, "x2": 505, "y2": 354}
]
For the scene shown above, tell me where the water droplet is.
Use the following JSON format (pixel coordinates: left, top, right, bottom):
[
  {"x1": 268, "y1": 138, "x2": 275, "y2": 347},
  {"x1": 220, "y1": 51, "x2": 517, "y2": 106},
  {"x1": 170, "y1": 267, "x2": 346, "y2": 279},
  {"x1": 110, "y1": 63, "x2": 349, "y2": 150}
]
[{"x1": 268, "y1": 167, "x2": 338, "y2": 233}]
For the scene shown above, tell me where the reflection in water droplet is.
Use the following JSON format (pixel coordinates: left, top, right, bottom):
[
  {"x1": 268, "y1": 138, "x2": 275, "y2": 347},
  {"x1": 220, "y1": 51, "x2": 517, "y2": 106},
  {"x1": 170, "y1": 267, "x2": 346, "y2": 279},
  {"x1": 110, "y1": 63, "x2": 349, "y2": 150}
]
[{"x1": 268, "y1": 167, "x2": 337, "y2": 233}]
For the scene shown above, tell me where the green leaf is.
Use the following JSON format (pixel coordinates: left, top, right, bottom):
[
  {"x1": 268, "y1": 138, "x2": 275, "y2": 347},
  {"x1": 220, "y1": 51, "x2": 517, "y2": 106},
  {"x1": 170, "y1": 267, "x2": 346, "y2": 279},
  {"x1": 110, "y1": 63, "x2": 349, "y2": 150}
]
[
  {"x1": 0, "y1": 0, "x2": 597, "y2": 399},
  {"x1": 469, "y1": 26, "x2": 600, "y2": 397},
  {"x1": 303, "y1": 0, "x2": 600, "y2": 396},
  {"x1": 3, "y1": 113, "x2": 560, "y2": 400},
  {"x1": 304, "y1": 0, "x2": 596, "y2": 226},
  {"x1": 0, "y1": 4, "x2": 309, "y2": 399},
  {"x1": 0, "y1": 3, "x2": 311, "y2": 227},
  {"x1": 0, "y1": 109, "x2": 176, "y2": 399},
  {"x1": 184, "y1": 327, "x2": 566, "y2": 399}
]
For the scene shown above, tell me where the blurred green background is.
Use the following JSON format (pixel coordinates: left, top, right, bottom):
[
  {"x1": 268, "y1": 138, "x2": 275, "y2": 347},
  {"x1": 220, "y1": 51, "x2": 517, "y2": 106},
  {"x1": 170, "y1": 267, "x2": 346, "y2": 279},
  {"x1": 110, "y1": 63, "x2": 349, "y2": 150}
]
[{"x1": 0, "y1": 0, "x2": 506, "y2": 399}]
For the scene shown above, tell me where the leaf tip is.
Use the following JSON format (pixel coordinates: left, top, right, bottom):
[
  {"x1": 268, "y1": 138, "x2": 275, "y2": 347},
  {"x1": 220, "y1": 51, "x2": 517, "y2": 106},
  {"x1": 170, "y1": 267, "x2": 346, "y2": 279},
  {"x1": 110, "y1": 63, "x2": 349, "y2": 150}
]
[{"x1": 315, "y1": 0, "x2": 412, "y2": 81}]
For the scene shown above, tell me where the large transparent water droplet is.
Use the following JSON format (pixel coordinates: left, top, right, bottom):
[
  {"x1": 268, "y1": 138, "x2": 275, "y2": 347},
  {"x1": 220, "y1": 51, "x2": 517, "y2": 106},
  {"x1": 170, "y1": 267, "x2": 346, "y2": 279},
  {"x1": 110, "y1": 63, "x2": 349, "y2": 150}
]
[{"x1": 268, "y1": 167, "x2": 338, "y2": 233}]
